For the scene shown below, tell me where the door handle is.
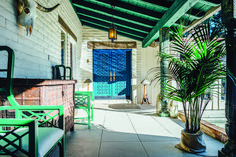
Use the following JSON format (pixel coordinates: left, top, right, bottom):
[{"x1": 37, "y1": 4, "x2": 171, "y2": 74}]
[
  {"x1": 113, "y1": 71, "x2": 115, "y2": 81},
  {"x1": 110, "y1": 71, "x2": 112, "y2": 81}
]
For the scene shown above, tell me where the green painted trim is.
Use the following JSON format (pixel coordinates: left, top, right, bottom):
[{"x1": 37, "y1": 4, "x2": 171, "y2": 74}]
[
  {"x1": 0, "y1": 119, "x2": 35, "y2": 126},
  {"x1": 78, "y1": 13, "x2": 149, "y2": 34},
  {"x1": 86, "y1": 0, "x2": 160, "y2": 21},
  {"x1": 142, "y1": 0, "x2": 200, "y2": 47}
]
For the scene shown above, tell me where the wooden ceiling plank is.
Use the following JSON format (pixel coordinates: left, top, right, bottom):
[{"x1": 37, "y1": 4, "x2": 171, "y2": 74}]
[
  {"x1": 94, "y1": 0, "x2": 164, "y2": 19},
  {"x1": 80, "y1": 17, "x2": 148, "y2": 38},
  {"x1": 142, "y1": 0, "x2": 200, "y2": 48},
  {"x1": 82, "y1": 22, "x2": 143, "y2": 41},
  {"x1": 135, "y1": 0, "x2": 205, "y2": 18},
  {"x1": 75, "y1": 7, "x2": 151, "y2": 33},
  {"x1": 79, "y1": 14, "x2": 149, "y2": 34},
  {"x1": 183, "y1": 5, "x2": 221, "y2": 34},
  {"x1": 199, "y1": 0, "x2": 221, "y2": 6}
]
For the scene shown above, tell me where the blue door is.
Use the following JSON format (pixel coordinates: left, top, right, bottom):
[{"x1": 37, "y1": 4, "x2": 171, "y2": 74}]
[{"x1": 93, "y1": 49, "x2": 132, "y2": 100}]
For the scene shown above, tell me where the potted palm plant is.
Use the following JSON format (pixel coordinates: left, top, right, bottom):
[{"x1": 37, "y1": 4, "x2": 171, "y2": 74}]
[{"x1": 149, "y1": 23, "x2": 230, "y2": 153}]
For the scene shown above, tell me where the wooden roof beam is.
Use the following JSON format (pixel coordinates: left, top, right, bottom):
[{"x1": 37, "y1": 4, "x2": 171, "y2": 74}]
[
  {"x1": 134, "y1": 0, "x2": 205, "y2": 18},
  {"x1": 72, "y1": 1, "x2": 156, "y2": 27},
  {"x1": 75, "y1": 7, "x2": 151, "y2": 33},
  {"x1": 142, "y1": 0, "x2": 200, "y2": 48},
  {"x1": 183, "y1": 5, "x2": 221, "y2": 34},
  {"x1": 80, "y1": 17, "x2": 148, "y2": 38},
  {"x1": 199, "y1": 0, "x2": 221, "y2": 6},
  {"x1": 93, "y1": 0, "x2": 164, "y2": 20}
]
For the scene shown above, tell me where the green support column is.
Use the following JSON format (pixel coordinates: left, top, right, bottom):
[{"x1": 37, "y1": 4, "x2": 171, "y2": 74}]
[
  {"x1": 158, "y1": 27, "x2": 170, "y2": 117},
  {"x1": 219, "y1": 0, "x2": 236, "y2": 156}
]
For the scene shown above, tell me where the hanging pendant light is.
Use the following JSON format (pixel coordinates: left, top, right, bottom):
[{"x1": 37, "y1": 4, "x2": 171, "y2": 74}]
[{"x1": 108, "y1": 5, "x2": 117, "y2": 43}]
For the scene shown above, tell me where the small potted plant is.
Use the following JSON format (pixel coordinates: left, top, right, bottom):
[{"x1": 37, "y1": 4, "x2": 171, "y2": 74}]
[{"x1": 149, "y1": 22, "x2": 231, "y2": 153}]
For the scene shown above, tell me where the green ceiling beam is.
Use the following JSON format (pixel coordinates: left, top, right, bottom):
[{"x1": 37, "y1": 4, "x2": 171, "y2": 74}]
[
  {"x1": 80, "y1": 17, "x2": 147, "y2": 38},
  {"x1": 88, "y1": 0, "x2": 163, "y2": 21},
  {"x1": 199, "y1": 0, "x2": 221, "y2": 6},
  {"x1": 89, "y1": 0, "x2": 198, "y2": 25},
  {"x1": 82, "y1": 22, "x2": 143, "y2": 41},
  {"x1": 78, "y1": 14, "x2": 149, "y2": 34},
  {"x1": 81, "y1": 20, "x2": 144, "y2": 39},
  {"x1": 72, "y1": 2, "x2": 155, "y2": 28},
  {"x1": 75, "y1": 8, "x2": 151, "y2": 33},
  {"x1": 142, "y1": 0, "x2": 200, "y2": 48},
  {"x1": 125, "y1": 0, "x2": 205, "y2": 20}
]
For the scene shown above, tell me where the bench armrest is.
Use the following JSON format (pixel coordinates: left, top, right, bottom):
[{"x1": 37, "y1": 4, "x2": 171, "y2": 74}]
[
  {"x1": 0, "y1": 105, "x2": 64, "y2": 130},
  {"x1": 75, "y1": 91, "x2": 94, "y2": 101}
]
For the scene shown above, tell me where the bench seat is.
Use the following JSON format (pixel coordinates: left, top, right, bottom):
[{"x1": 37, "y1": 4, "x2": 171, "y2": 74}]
[{"x1": 1, "y1": 127, "x2": 64, "y2": 157}]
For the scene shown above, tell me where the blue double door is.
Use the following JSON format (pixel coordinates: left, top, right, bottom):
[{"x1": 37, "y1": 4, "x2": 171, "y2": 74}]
[{"x1": 93, "y1": 49, "x2": 132, "y2": 100}]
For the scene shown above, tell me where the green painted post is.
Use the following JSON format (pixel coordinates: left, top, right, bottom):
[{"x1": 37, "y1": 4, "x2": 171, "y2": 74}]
[
  {"x1": 219, "y1": 0, "x2": 236, "y2": 156},
  {"x1": 158, "y1": 27, "x2": 170, "y2": 117}
]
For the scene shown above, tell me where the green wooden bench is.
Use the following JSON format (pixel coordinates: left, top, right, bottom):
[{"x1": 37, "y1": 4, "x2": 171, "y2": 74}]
[
  {"x1": 0, "y1": 106, "x2": 65, "y2": 157},
  {"x1": 74, "y1": 91, "x2": 94, "y2": 129},
  {"x1": 0, "y1": 46, "x2": 65, "y2": 157}
]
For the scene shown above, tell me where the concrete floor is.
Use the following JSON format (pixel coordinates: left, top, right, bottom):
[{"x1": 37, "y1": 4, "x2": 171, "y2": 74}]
[{"x1": 65, "y1": 101, "x2": 224, "y2": 157}]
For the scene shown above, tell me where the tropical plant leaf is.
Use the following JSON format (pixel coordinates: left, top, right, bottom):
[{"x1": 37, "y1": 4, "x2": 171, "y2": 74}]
[{"x1": 148, "y1": 22, "x2": 232, "y2": 133}]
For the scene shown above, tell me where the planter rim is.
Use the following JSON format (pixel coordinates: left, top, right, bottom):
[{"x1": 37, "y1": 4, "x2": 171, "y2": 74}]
[{"x1": 182, "y1": 129, "x2": 203, "y2": 136}]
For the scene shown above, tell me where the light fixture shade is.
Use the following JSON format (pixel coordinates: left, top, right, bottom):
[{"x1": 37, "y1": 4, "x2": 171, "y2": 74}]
[
  {"x1": 141, "y1": 79, "x2": 150, "y2": 85},
  {"x1": 84, "y1": 79, "x2": 92, "y2": 84},
  {"x1": 108, "y1": 27, "x2": 117, "y2": 40}
]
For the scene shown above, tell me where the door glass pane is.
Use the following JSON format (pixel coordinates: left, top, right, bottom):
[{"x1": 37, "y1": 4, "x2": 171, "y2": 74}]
[{"x1": 93, "y1": 49, "x2": 112, "y2": 99}]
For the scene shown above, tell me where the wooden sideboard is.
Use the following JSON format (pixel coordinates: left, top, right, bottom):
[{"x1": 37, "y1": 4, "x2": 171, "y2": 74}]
[{"x1": 0, "y1": 78, "x2": 76, "y2": 134}]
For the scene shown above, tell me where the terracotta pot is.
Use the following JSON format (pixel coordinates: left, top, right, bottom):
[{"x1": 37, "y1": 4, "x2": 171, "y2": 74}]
[{"x1": 175, "y1": 129, "x2": 206, "y2": 153}]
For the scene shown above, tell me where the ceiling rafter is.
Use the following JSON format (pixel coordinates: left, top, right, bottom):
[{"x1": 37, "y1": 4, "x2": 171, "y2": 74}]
[
  {"x1": 142, "y1": 0, "x2": 200, "y2": 47},
  {"x1": 78, "y1": 15, "x2": 149, "y2": 34},
  {"x1": 72, "y1": 1, "x2": 156, "y2": 27},
  {"x1": 131, "y1": 0, "x2": 205, "y2": 19},
  {"x1": 80, "y1": 16, "x2": 148, "y2": 38},
  {"x1": 91, "y1": 0, "x2": 197, "y2": 24},
  {"x1": 75, "y1": 7, "x2": 151, "y2": 33},
  {"x1": 82, "y1": 21, "x2": 143, "y2": 41},
  {"x1": 91, "y1": 0, "x2": 164, "y2": 19},
  {"x1": 199, "y1": 0, "x2": 221, "y2": 6},
  {"x1": 71, "y1": 0, "x2": 221, "y2": 47}
]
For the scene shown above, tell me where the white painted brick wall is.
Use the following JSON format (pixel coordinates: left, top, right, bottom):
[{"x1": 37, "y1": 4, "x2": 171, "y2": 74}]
[{"x1": 0, "y1": 0, "x2": 82, "y2": 83}]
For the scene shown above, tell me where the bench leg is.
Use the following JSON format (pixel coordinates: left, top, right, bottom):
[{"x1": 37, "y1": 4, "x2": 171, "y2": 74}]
[
  {"x1": 88, "y1": 108, "x2": 91, "y2": 129},
  {"x1": 70, "y1": 125, "x2": 74, "y2": 131},
  {"x1": 59, "y1": 137, "x2": 65, "y2": 157},
  {"x1": 91, "y1": 105, "x2": 94, "y2": 121}
]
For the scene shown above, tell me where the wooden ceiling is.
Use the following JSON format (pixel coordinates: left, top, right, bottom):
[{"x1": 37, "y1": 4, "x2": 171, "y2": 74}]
[{"x1": 71, "y1": 0, "x2": 221, "y2": 47}]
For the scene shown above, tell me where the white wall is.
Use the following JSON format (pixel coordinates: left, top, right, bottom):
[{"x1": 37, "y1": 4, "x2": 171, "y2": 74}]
[
  {"x1": 0, "y1": 0, "x2": 82, "y2": 82},
  {"x1": 141, "y1": 46, "x2": 160, "y2": 105}
]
